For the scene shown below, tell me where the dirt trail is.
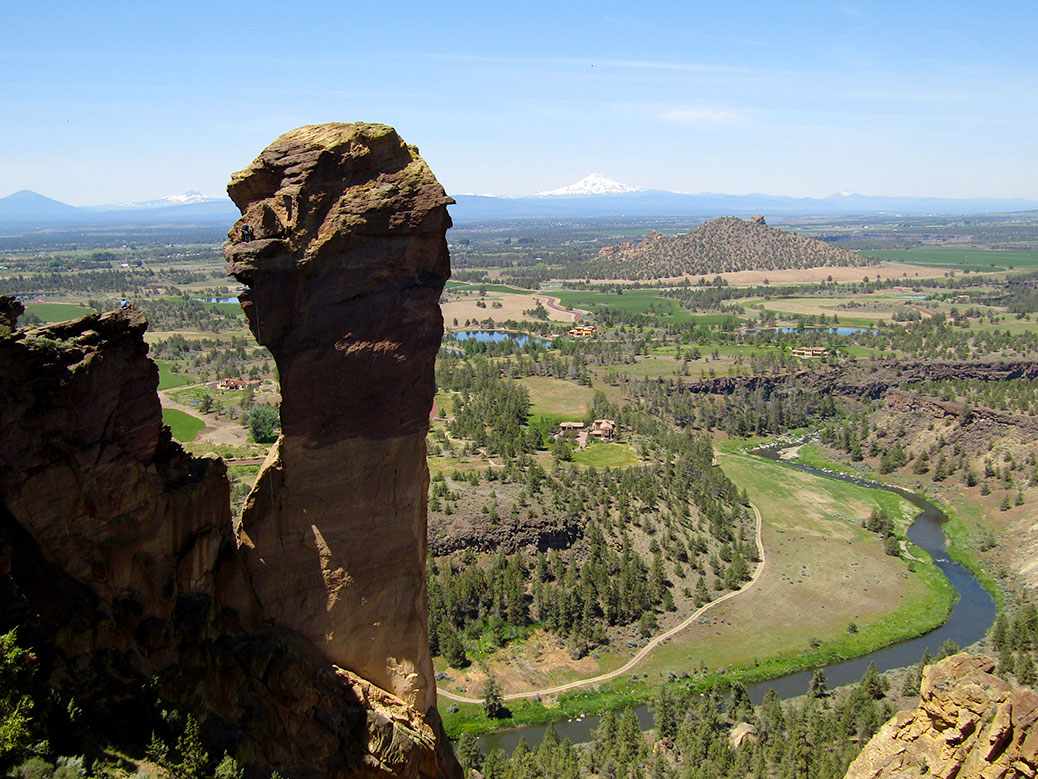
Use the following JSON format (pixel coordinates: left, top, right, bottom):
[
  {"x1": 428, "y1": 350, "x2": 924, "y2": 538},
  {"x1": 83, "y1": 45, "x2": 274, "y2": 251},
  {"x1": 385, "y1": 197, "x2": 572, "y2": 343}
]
[
  {"x1": 437, "y1": 502, "x2": 765, "y2": 704},
  {"x1": 540, "y1": 296, "x2": 585, "y2": 323}
]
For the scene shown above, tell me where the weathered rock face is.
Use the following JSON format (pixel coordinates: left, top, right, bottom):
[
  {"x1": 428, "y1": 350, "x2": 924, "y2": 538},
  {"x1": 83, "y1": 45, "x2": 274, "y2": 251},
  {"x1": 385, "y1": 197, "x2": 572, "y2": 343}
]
[
  {"x1": 0, "y1": 121, "x2": 460, "y2": 779},
  {"x1": 225, "y1": 123, "x2": 452, "y2": 713},
  {"x1": 844, "y1": 654, "x2": 1038, "y2": 779},
  {"x1": 0, "y1": 307, "x2": 247, "y2": 627}
]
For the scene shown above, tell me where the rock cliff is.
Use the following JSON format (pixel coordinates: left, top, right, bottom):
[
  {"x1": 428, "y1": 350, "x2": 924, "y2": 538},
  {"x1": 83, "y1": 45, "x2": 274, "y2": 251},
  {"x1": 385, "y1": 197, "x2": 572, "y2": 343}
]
[
  {"x1": 0, "y1": 121, "x2": 458, "y2": 778},
  {"x1": 845, "y1": 654, "x2": 1038, "y2": 779}
]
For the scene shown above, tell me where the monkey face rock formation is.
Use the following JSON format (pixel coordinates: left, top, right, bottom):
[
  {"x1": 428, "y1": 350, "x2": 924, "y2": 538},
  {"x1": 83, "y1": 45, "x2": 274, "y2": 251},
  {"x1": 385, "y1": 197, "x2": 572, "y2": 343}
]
[
  {"x1": 0, "y1": 122, "x2": 459, "y2": 778},
  {"x1": 224, "y1": 123, "x2": 452, "y2": 713},
  {"x1": 844, "y1": 654, "x2": 1038, "y2": 779}
]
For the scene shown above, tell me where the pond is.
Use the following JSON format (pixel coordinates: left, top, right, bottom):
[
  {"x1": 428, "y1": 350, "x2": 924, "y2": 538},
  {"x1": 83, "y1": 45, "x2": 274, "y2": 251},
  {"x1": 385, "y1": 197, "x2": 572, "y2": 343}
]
[{"x1": 451, "y1": 330, "x2": 551, "y2": 347}]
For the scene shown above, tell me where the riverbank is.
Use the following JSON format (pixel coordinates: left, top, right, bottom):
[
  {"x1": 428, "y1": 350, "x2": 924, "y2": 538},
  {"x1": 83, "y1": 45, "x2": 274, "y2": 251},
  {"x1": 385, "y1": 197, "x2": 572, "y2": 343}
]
[{"x1": 440, "y1": 439, "x2": 967, "y2": 739}]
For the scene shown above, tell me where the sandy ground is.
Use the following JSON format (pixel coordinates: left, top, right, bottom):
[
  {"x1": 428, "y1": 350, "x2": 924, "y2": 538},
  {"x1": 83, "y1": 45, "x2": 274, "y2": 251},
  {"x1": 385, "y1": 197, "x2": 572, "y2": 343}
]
[
  {"x1": 441, "y1": 292, "x2": 576, "y2": 327},
  {"x1": 438, "y1": 630, "x2": 602, "y2": 698}
]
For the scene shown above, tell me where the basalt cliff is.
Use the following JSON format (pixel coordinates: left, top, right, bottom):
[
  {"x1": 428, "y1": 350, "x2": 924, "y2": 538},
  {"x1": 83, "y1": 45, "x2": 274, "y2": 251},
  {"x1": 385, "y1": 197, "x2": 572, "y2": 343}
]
[
  {"x1": 0, "y1": 123, "x2": 459, "y2": 778},
  {"x1": 845, "y1": 654, "x2": 1038, "y2": 779}
]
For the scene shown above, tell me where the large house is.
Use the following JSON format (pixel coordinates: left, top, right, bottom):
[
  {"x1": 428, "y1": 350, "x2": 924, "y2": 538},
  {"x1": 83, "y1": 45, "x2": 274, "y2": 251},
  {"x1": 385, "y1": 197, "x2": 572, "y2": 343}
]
[
  {"x1": 568, "y1": 325, "x2": 596, "y2": 337},
  {"x1": 791, "y1": 346, "x2": 829, "y2": 359},
  {"x1": 589, "y1": 419, "x2": 616, "y2": 440}
]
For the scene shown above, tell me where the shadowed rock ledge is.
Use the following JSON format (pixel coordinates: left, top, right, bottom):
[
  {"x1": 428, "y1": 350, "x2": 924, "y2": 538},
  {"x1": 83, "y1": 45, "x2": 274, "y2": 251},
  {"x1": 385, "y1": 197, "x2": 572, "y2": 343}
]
[{"x1": 0, "y1": 121, "x2": 459, "y2": 778}]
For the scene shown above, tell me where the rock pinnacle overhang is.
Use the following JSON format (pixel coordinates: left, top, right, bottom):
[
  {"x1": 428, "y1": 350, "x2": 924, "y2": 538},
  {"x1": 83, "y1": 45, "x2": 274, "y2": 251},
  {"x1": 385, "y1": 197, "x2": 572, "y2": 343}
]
[{"x1": 224, "y1": 122, "x2": 454, "y2": 443}]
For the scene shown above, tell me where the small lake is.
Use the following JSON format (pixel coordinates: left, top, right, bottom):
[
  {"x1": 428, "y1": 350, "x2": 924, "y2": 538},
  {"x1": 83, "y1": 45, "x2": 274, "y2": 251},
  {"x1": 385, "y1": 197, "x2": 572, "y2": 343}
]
[
  {"x1": 193, "y1": 296, "x2": 239, "y2": 304},
  {"x1": 745, "y1": 327, "x2": 877, "y2": 336},
  {"x1": 452, "y1": 330, "x2": 550, "y2": 347},
  {"x1": 475, "y1": 443, "x2": 994, "y2": 754}
]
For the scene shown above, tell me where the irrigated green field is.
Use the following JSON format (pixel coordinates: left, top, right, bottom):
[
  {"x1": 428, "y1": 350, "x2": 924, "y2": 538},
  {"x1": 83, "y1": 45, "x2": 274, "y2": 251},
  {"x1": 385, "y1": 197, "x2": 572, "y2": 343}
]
[
  {"x1": 863, "y1": 247, "x2": 1038, "y2": 270},
  {"x1": 552, "y1": 289, "x2": 696, "y2": 324},
  {"x1": 572, "y1": 442, "x2": 639, "y2": 468},
  {"x1": 24, "y1": 302, "x2": 96, "y2": 322},
  {"x1": 161, "y1": 408, "x2": 205, "y2": 442}
]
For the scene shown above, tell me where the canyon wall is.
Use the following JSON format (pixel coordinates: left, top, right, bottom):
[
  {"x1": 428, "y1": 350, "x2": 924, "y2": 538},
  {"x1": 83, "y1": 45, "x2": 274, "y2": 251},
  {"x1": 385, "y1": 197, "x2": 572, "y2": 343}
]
[{"x1": 0, "y1": 121, "x2": 458, "y2": 778}]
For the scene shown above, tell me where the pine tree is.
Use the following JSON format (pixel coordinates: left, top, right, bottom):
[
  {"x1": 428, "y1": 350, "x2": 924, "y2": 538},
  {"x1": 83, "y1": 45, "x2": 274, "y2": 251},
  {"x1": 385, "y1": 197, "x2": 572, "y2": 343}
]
[
  {"x1": 175, "y1": 715, "x2": 209, "y2": 779},
  {"x1": 481, "y1": 675, "x2": 507, "y2": 719},
  {"x1": 809, "y1": 669, "x2": 828, "y2": 698},
  {"x1": 1018, "y1": 653, "x2": 1037, "y2": 686}
]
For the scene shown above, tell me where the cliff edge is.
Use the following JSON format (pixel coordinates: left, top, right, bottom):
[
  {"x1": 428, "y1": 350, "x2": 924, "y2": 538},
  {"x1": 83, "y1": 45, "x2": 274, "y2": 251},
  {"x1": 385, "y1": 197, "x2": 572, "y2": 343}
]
[{"x1": 845, "y1": 654, "x2": 1038, "y2": 779}]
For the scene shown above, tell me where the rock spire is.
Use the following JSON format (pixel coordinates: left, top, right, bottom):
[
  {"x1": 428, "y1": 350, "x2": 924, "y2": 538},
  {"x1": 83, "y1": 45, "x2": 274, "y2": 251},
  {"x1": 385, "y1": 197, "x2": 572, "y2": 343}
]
[{"x1": 225, "y1": 122, "x2": 452, "y2": 712}]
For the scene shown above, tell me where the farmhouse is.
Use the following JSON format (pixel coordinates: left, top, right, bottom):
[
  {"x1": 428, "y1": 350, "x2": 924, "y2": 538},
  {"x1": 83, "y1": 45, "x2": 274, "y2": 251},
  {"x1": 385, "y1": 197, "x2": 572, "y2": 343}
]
[
  {"x1": 568, "y1": 325, "x2": 596, "y2": 337},
  {"x1": 589, "y1": 419, "x2": 616, "y2": 440},
  {"x1": 791, "y1": 346, "x2": 830, "y2": 359},
  {"x1": 214, "y1": 378, "x2": 261, "y2": 390}
]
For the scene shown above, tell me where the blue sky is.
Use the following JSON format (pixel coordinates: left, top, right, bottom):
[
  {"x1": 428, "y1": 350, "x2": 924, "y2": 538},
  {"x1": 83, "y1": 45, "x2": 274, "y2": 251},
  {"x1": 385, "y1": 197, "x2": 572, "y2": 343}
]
[{"x1": 3, "y1": 1, "x2": 1036, "y2": 204}]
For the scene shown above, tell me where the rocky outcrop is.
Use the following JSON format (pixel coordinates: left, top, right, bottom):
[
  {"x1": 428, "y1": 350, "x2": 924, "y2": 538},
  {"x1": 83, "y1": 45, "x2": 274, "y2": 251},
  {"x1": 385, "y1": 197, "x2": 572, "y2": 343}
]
[
  {"x1": 684, "y1": 359, "x2": 1038, "y2": 401},
  {"x1": 0, "y1": 295, "x2": 22, "y2": 330},
  {"x1": 844, "y1": 654, "x2": 1038, "y2": 779},
  {"x1": 591, "y1": 216, "x2": 874, "y2": 279},
  {"x1": 0, "y1": 123, "x2": 459, "y2": 778},
  {"x1": 225, "y1": 123, "x2": 452, "y2": 714}
]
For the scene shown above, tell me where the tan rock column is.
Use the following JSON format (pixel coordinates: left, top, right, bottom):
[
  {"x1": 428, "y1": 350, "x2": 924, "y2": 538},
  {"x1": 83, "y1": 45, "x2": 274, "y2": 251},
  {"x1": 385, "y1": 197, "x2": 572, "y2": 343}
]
[{"x1": 224, "y1": 123, "x2": 451, "y2": 713}]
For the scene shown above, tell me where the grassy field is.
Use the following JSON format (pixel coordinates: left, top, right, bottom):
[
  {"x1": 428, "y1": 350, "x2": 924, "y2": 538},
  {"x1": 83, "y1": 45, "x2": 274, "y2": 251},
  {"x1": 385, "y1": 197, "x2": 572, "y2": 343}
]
[
  {"x1": 162, "y1": 408, "x2": 205, "y2": 442},
  {"x1": 155, "y1": 360, "x2": 193, "y2": 390},
  {"x1": 572, "y1": 442, "x2": 639, "y2": 468},
  {"x1": 518, "y1": 376, "x2": 594, "y2": 418},
  {"x1": 863, "y1": 247, "x2": 1038, "y2": 270},
  {"x1": 552, "y1": 289, "x2": 696, "y2": 324},
  {"x1": 445, "y1": 281, "x2": 533, "y2": 294},
  {"x1": 24, "y1": 302, "x2": 96, "y2": 322},
  {"x1": 627, "y1": 451, "x2": 953, "y2": 675}
]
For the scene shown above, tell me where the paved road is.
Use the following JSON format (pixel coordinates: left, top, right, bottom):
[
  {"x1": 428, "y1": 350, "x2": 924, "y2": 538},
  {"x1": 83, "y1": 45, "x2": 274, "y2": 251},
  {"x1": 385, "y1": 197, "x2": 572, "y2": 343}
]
[{"x1": 438, "y1": 502, "x2": 766, "y2": 704}]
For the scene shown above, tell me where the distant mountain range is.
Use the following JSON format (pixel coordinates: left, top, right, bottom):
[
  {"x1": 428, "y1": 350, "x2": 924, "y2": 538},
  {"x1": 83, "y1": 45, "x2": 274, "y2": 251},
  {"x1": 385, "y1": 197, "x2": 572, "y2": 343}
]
[
  {"x1": 452, "y1": 175, "x2": 1038, "y2": 221},
  {"x1": 0, "y1": 189, "x2": 240, "y2": 228},
  {"x1": 3, "y1": 178, "x2": 1038, "y2": 230}
]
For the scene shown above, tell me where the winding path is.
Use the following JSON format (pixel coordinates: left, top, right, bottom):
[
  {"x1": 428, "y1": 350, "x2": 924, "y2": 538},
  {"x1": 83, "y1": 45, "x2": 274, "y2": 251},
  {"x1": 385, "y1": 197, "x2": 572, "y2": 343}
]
[
  {"x1": 438, "y1": 502, "x2": 766, "y2": 704},
  {"x1": 539, "y1": 296, "x2": 586, "y2": 323}
]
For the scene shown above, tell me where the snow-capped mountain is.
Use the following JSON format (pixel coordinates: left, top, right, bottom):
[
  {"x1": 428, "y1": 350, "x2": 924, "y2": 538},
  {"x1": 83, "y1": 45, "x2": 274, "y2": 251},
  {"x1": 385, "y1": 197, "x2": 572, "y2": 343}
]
[
  {"x1": 537, "y1": 173, "x2": 643, "y2": 197},
  {"x1": 111, "y1": 190, "x2": 223, "y2": 209}
]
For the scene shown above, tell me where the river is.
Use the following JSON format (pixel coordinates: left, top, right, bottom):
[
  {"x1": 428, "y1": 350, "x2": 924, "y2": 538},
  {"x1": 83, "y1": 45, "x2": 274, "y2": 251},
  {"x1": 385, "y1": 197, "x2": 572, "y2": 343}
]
[{"x1": 476, "y1": 442, "x2": 995, "y2": 753}]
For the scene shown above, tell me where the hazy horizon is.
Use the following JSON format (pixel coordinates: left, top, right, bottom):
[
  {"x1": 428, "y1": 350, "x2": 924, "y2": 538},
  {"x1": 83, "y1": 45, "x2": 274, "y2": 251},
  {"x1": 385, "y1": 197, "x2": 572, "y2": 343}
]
[{"x1": 4, "y1": 1, "x2": 1036, "y2": 205}]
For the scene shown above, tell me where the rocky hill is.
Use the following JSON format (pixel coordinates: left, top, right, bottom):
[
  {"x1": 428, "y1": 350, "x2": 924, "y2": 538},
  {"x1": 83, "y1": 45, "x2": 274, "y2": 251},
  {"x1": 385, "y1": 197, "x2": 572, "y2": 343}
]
[
  {"x1": 845, "y1": 653, "x2": 1038, "y2": 779},
  {"x1": 588, "y1": 215, "x2": 874, "y2": 279},
  {"x1": 0, "y1": 124, "x2": 459, "y2": 778}
]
